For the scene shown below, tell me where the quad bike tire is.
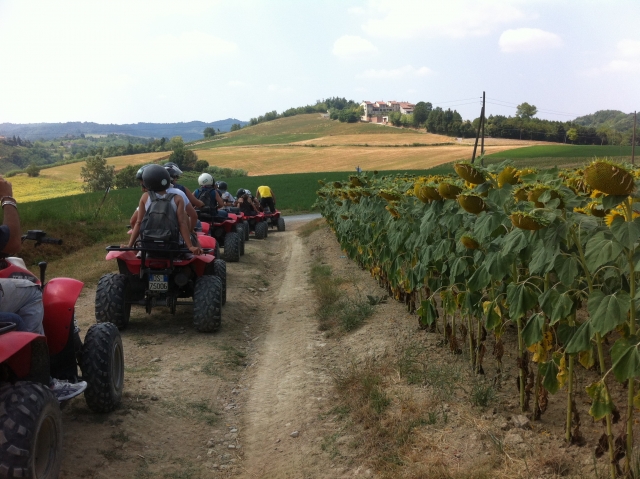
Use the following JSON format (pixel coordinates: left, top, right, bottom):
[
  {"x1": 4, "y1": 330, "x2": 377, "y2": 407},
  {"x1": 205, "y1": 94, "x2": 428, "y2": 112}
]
[
  {"x1": 243, "y1": 221, "x2": 250, "y2": 241},
  {"x1": 277, "y1": 217, "x2": 285, "y2": 232},
  {"x1": 0, "y1": 381, "x2": 63, "y2": 479},
  {"x1": 81, "y1": 323, "x2": 124, "y2": 413},
  {"x1": 193, "y1": 275, "x2": 223, "y2": 333},
  {"x1": 239, "y1": 228, "x2": 245, "y2": 256},
  {"x1": 95, "y1": 273, "x2": 131, "y2": 330},
  {"x1": 224, "y1": 232, "x2": 240, "y2": 262},
  {"x1": 214, "y1": 239, "x2": 220, "y2": 260},
  {"x1": 255, "y1": 221, "x2": 268, "y2": 240},
  {"x1": 213, "y1": 259, "x2": 227, "y2": 306}
]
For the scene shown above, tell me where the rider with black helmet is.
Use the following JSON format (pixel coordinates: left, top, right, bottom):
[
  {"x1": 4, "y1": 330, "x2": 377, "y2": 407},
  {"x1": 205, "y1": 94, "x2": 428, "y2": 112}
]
[{"x1": 126, "y1": 165, "x2": 202, "y2": 255}]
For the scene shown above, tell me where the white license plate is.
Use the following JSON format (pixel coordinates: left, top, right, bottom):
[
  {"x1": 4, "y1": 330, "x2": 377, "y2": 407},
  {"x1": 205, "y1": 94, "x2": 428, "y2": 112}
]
[{"x1": 149, "y1": 274, "x2": 168, "y2": 291}]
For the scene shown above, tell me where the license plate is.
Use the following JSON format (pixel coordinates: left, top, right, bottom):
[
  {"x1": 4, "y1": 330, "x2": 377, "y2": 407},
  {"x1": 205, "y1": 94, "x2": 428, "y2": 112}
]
[{"x1": 149, "y1": 274, "x2": 168, "y2": 291}]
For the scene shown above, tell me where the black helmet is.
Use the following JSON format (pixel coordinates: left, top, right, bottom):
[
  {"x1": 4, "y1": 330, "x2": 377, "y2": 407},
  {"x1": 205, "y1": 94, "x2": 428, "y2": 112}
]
[
  {"x1": 164, "y1": 163, "x2": 183, "y2": 179},
  {"x1": 236, "y1": 188, "x2": 246, "y2": 198},
  {"x1": 136, "y1": 164, "x2": 151, "y2": 181},
  {"x1": 142, "y1": 164, "x2": 171, "y2": 192},
  {"x1": 216, "y1": 181, "x2": 228, "y2": 192}
]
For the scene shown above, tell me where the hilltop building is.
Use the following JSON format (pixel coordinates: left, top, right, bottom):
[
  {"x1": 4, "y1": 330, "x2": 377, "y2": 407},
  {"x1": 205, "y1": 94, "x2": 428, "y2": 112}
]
[{"x1": 360, "y1": 100, "x2": 415, "y2": 123}]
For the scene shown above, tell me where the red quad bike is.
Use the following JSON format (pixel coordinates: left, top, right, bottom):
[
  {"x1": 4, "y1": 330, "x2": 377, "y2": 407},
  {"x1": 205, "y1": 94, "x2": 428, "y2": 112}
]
[
  {"x1": 263, "y1": 208, "x2": 285, "y2": 232},
  {"x1": 197, "y1": 209, "x2": 244, "y2": 262},
  {"x1": 240, "y1": 211, "x2": 269, "y2": 240},
  {"x1": 0, "y1": 230, "x2": 124, "y2": 478},
  {"x1": 96, "y1": 234, "x2": 226, "y2": 332}
]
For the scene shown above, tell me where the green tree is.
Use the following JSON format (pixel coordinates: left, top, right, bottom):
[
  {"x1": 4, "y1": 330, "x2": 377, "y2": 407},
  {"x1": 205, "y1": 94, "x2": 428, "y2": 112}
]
[
  {"x1": 203, "y1": 127, "x2": 216, "y2": 138},
  {"x1": 113, "y1": 164, "x2": 140, "y2": 189},
  {"x1": 194, "y1": 159, "x2": 209, "y2": 172},
  {"x1": 25, "y1": 163, "x2": 40, "y2": 177},
  {"x1": 230, "y1": 123, "x2": 242, "y2": 132},
  {"x1": 516, "y1": 102, "x2": 538, "y2": 119},
  {"x1": 413, "y1": 101, "x2": 432, "y2": 126},
  {"x1": 80, "y1": 155, "x2": 114, "y2": 192},
  {"x1": 567, "y1": 128, "x2": 579, "y2": 143}
]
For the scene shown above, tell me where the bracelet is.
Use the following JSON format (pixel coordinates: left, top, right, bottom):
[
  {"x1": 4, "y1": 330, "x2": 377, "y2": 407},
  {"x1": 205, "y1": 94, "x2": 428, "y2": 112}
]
[
  {"x1": 1, "y1": 201, "x2": 17, "y2": 209},
  {"x1": 0, "y1": 196, "x2": 15, "y2": 203}
]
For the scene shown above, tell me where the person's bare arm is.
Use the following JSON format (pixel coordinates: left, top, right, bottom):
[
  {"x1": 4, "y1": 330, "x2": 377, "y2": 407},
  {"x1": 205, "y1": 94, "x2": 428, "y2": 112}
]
[
  {"x1": 129, "y1": 209, "x2": 138, "y2": 228},
  {"x1": 186, "y1": 203, "x2": 198, "y2": 231},
  {"x1": 0, "y1": 176, "x2": 21, "y2": 254},
  {"x1": 126, "y1": 196, "x2": 147, "y2": 247},
  {"x1": 185, "y1": 187, "x2": 204, "y2": 208},
  {"x1": 177, "y1": 197, "x2": 201, "y2": 254}
]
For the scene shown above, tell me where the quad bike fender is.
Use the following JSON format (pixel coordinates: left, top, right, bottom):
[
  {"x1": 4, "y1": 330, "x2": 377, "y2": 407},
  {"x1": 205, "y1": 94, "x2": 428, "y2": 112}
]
[
  {"x1": 42, "y1": 278, "x2": 83, "y2": 355},
  {"x1": 193, "y1": 253, "x2": 215, "y2": 276},
  {"x1": 200, "y1": 222, "x2": 210, "y2": 234},
  {"x1": 107, "y1": 250, "x2": 141, "y2": 275},
  {"x1": 198, "y1": 235, "x2": 216, "y2": 249},
  {"x1": 0, "y1": 332, "x2": 46, "y2": 378}
]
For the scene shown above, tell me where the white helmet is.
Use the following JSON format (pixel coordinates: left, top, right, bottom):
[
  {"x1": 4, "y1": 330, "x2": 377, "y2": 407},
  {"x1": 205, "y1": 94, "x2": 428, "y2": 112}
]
[{"x1": 198, "y1": 173, "x2": 214, "y2": 186}]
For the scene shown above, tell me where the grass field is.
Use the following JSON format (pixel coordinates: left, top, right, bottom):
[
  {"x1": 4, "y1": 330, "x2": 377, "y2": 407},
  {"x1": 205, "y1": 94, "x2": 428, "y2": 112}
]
[
  {"x1": 485, "y1": 144, "x2": 635, "y2": 158},
  {"x1": 194, "y1": 144, "x2": 520, "y2": 175},
  {"x1": 40, "y1": 151, "x2": 169, "y2": 182},
  {"x1": 190, "y1": 114, "x2": 421, "y2": 149}
]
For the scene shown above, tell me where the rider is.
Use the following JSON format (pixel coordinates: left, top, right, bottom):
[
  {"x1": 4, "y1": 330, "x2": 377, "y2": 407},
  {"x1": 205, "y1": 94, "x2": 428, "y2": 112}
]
[
  {"x1": 0, "y1": 175, "x2": 87, "y2": 401},
  {"x1": 215, "y1": 181, "x2": 235, "y2": 206},
  {"x1": 164, "y1": 163, "x2": 202, "y2": 232},
  {"x1": 127, "y1": 165, "x2": 202, "y2": 255},
  {"x1": 256, "y1": 185, "x2": 276, "y2": 213},
  {"x1": 236, "y1": 189, "x2": 259, "y2": 216},
  {"x1": 194, "y1": 173, "x2": 227, "y2": 219}
]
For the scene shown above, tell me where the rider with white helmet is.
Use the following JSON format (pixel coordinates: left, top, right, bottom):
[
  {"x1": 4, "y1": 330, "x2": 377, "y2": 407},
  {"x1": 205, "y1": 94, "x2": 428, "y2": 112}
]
[{"x1": 194, "y1": 173, "x2": 226, "y2": 219}]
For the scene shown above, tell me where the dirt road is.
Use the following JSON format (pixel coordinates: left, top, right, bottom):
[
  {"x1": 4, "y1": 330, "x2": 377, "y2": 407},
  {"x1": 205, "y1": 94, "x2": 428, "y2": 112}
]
[{"x1": 59, "y1": 223, "x2": 339, "y2": 479}]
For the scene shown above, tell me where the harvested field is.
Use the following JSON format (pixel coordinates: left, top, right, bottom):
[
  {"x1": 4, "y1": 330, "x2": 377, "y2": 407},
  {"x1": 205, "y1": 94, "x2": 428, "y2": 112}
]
[
  {"x1": 294, "y1": 132, "x2": 453, "y2": 146},
  {"x1": 194, "y1": 144, "x2": 520, "y2": 175},
  {"x1": 40, "y1": 152, "x2": 169, "y2": 182}
]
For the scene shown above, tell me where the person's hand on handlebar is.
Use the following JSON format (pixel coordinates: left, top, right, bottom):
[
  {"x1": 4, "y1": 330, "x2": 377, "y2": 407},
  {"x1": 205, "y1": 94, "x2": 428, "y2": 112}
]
[
  {"x1": 188, "y1": 245, "x2": 203, "y2": 255},
  {"x1": 0, "y1": 175, "x2": 13, "y2": 199}
]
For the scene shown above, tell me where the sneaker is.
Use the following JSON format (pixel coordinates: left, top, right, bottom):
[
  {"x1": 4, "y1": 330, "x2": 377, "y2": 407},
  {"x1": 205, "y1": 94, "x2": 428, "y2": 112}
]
[{"x1": 50, "y1": 378, "x2": 87, "y2": 402}]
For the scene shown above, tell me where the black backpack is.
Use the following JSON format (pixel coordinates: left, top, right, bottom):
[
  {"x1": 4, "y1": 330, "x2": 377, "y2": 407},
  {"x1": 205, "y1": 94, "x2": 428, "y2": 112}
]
[
  {"x1": 195, "y1": 187, "x2": 217, "y2": 217},
  {"x1": 140, "y1": 192, "x2": 180, "y2": 250}
]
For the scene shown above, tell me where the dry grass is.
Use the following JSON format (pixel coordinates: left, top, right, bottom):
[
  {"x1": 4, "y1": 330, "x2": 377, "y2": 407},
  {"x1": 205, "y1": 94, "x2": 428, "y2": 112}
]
[
  {"x1": 9, "y1": 174, "x2": 84, "y2": 202},
  {"x1": 295, "y1": 132, "x2": 454, "y2": 146},
  {"x1": 40, "y1": 151, "x2": 169, "y2": 182},
  {"x1": 194, "y1": 144, "x2": 521, "y2": 176}
]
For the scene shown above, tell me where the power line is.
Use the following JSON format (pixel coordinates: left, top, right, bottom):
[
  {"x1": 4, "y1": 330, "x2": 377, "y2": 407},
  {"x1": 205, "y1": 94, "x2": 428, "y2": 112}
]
[
  {"x1": 486, "y1": 101, "x2": 577, "y2": 117},
  {"x1": 431, "y1": 97, "x2": 481, "y2": 105},
  {"x1": 487, "y1": 97, "x2": 579, "y2": 117}
]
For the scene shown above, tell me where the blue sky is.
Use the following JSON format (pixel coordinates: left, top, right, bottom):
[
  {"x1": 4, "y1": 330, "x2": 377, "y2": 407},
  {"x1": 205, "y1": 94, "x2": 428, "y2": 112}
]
[{"x1": 0, "y1": 0, "x2": 638, "y2": 124}]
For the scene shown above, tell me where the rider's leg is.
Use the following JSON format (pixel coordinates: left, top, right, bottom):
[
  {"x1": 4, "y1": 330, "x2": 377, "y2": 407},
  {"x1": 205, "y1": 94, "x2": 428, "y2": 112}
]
[{"x1": 0, "y1": 279, "x2": 44, "y2": 335}]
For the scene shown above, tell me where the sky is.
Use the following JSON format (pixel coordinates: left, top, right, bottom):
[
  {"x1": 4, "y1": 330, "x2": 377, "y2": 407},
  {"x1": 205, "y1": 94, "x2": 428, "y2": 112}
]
[{"x1": 0, "y1": 0, "x2": 638, "y2": 125}]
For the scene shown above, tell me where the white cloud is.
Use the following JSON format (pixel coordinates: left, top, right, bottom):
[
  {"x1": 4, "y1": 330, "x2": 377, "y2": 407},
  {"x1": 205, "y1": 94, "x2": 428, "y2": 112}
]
[
  {"x1": 361, "y1": 0, "x2": 526, "y2": 39},
  {"x1": 151, "y1": 31, "x2": 238, "y2": 60},
  {"x1": 499, "y1": 28, "x2": 562, "y2": 53},
  {"x1": 333, "y1": 35, "x2": 377, "y2": 58},
  {"x1": 348, "y1": 6, "x2": 366, "y2": 15},
  {"x1": 228, "y1": 80, "x2": 247, "y2": 87},
  {"x1": 359, "y1": 65, "x2": 431, "y2": 79},
  {"x1": 582, "y1": 39, "x2": 640, "y2": 75}
]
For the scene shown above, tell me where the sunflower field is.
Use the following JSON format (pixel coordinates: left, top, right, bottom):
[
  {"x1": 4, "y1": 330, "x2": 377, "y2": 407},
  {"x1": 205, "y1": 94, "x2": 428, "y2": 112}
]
[{"x1": 315, "y1": 159, "x2": 640, "y2": 478}]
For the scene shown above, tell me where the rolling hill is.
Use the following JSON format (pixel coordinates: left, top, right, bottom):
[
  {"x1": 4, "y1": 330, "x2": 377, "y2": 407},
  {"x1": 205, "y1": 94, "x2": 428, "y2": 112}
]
[{"x1": 0, "y1": 119, "x2": 247, "y2": 141}]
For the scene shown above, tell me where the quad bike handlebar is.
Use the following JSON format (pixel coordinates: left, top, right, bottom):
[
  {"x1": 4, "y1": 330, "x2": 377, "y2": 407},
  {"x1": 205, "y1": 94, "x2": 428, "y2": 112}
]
[{"x1": 21, "y1": 230, "x2": 63, "y2": 246}]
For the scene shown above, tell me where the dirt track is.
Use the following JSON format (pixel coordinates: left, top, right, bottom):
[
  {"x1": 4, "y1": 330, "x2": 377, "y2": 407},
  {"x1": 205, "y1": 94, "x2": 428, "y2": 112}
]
[{"x1": 59, "y1": 222, "x2": 339, "y2": 479}]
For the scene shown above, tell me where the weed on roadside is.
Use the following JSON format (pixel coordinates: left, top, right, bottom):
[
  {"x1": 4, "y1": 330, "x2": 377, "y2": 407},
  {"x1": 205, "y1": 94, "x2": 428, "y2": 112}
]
[
  {"x1": 310, "y1": 262, "x2": 373, "y2": 332},
  {"x1": 161, "y1": 400, "x2": 221, "y2": 426},
  {"x1": 397, "y1": 342, "x2": 428, "y2": 385},
  {"x1": 201, "y1": 358, "x2": 224, "y2": 377},
  {"x1": 470, "y1": 380, "x2": 495, "y2": 409},
  {"x1": 220, "y1": 345, "x2": 248, "y2": 367},
  {"x1": 110, "y1": 430, "x2": 130, "y2": 443},
  {"x1": 298, "y1": 218, "x2": 326, "y2": 237}
]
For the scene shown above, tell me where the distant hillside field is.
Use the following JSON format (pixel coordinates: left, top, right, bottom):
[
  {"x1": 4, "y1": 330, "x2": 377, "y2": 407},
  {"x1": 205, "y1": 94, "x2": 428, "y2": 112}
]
[
  {"x1": 40, "y1": 152, "x2": 169, "y2": 182},
  {"x1": 0, "y1": 119, "x2": 246, "y2": 141}
]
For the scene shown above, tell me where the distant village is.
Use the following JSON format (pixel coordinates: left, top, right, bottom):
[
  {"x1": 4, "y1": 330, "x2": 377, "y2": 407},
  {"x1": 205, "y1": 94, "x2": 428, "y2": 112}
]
[{"x1": 360, "y1": 100, "x2": 415, "y2": 124}]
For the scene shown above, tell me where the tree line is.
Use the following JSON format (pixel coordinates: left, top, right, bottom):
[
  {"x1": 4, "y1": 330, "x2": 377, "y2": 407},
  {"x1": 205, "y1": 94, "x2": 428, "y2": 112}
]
[{"x1": 248, "y1": 97, "x2": 362, "y2": 126}]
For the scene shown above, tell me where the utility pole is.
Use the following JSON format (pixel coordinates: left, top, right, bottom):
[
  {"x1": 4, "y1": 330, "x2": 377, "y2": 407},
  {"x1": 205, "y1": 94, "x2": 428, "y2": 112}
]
[
  {"x1": 471, "y1": 92, "x2": 484, "y2": 164},
  {"x1": 480, "y1": 91, "x2": 486, "y2": 157},
  {"x1": 632, "y1": 111, "x2": 637, "y2": 166}
]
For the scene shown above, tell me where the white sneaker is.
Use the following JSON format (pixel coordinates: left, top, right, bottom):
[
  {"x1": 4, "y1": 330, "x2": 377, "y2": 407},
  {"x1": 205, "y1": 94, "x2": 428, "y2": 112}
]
[{"x1": 50, "y1": 378, "x2": 87, "y2": 402}]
